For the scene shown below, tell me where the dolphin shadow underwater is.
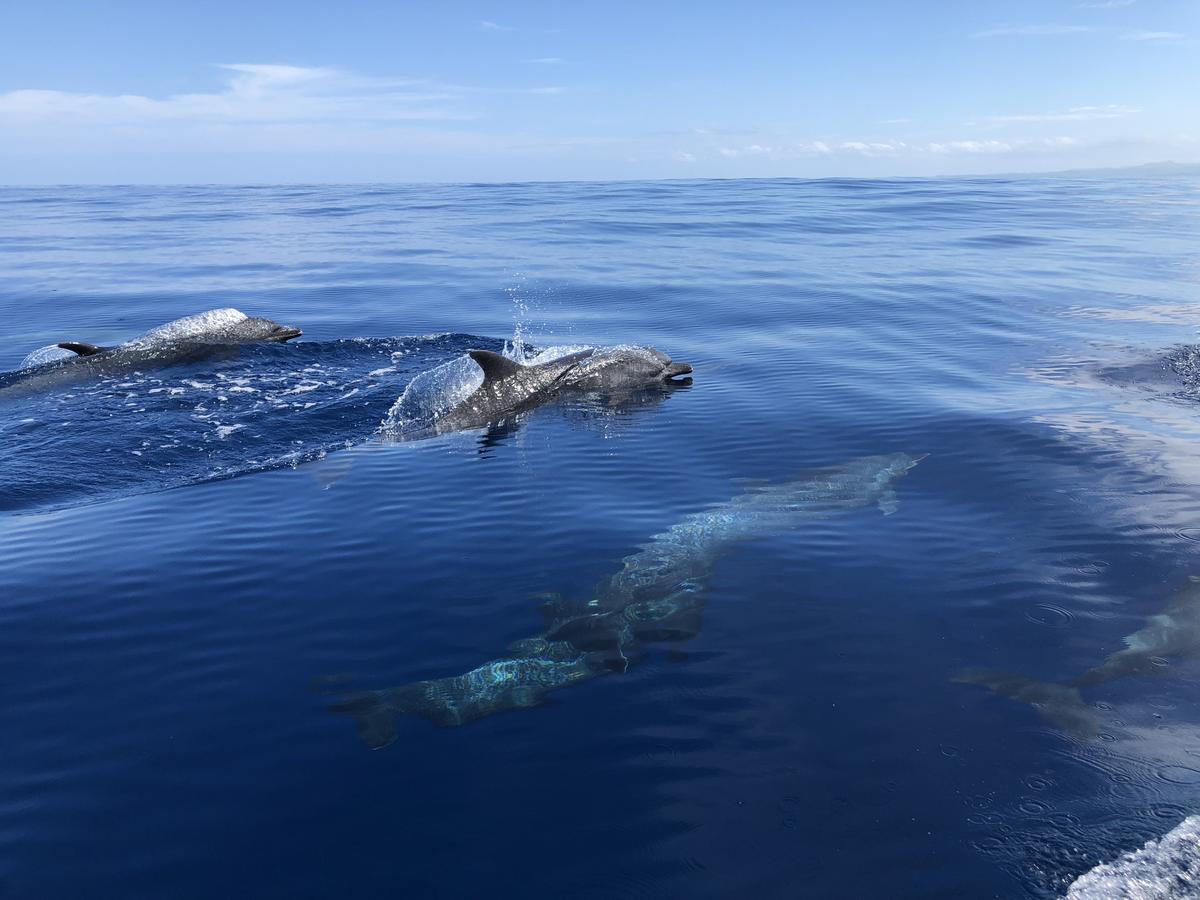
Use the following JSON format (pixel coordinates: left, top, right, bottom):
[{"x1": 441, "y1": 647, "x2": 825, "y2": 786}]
[
  {"x1": 0, "y1": 308, "x2": 302, "y2": 397},
  {"x1": 955, "y1": 577, "x2": 1200, "y2": 739},
  {"x1": 329, "y1": 452, "x2": 925, "y2": 749}
]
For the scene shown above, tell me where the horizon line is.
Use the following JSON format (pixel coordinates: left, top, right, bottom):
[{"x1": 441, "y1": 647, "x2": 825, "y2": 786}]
[{"x1": 1, "y1": 161, "x2": 1196, "y2": 190}]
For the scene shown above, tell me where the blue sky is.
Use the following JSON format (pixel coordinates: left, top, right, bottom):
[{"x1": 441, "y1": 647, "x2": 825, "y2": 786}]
[{"x1": 1, "y1": 0, "x2": 1196, "y2": 182}]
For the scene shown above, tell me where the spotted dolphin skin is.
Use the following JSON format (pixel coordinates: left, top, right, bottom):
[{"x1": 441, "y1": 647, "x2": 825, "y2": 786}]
[
  {"x1": 2, "y1": 308, "x2": 302, "y2": 396},
  {"x1": 955, "y1": 576, "x2": 1200, "y2": 739},
  {"x1": 432, "y1": 346, "x2": 692, "y2": 433},
  {"x1": 330, "y1": 452, "x2": 924, "y2": 748}
]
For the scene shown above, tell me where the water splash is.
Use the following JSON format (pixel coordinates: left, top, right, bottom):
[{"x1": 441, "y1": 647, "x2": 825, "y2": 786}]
[
  {"x1": 19, "y1": 344, "x2": 76, "y2": 369},
  {"x1": 379, "y1": 339, "x2": 597, "y2": 435},
  {"x1": 381, "y1": 354, "x2": 486, "y2": 434},
  {"x1": 1065, "y1": 815, "x2": 1200, "y2": 898},
  {"x1": 504, "y1": 275, "x2": 531, "y2": 361}
]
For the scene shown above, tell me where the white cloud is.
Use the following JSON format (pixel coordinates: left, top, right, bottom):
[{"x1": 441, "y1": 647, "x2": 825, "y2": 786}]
[
  {"x1": 716, "y1": 141, "x2": 833, "y2": 159},
  {"x1": 0, "y1": 64, "x2": 569, "y2": 131},
  {"x1": 927, "y1": 137, "x2": 1077, "y2": 154},
  {"x1": 840, "y1": 140, "x2": 906, "y2": 156},
  {"x1": 927, "y1": 139, "x2": 1012, "y2": 154},
  {"x1": 673, "y1": 151, "x2": 697, "y2": 162},
  {"x1": 1122, "y1": 30, "x2": 1185, "y2": 40},
  {"x1": 479, "y1": 20, "x2": 513, "y2": 32},
  {"x1": 0, "y1": 64, "x2": 478, "y2": 126},
  {"x1": 712, "y1": 137, "x2": 1085, "y2": 161},
  {"x1": 526, "y1": 57, "x2": 565, "y2": 65},
  {"x1": 972, "y1": 24, "x2": 1097, "y2": 37},
  {"x1": 972, "y1": 104, "x2": 1139, "y2": 124}
]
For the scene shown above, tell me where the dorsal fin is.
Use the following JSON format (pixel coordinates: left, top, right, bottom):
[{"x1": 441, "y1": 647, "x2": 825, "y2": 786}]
[
  {"x1": 57, "y1": 342, "x2": 105, "y2": 357},
  {"x1": 468, "y1": 349, "x2": 523, "y2": 382}
]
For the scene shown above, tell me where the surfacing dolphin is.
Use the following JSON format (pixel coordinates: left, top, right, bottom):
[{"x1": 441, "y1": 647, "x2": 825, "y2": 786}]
[
  {"x1": 2, "y1": 308, "x2": 302, "y2": 396},
  {"x1": 430, "y1": 346, "x2": 692, "y2": 433},
  {"x1": 330, "y1": 452, "x2": 924, "y2": 748},
  {"x1": 955, "y1": 576, "x2": 1200, "y2": 739}
]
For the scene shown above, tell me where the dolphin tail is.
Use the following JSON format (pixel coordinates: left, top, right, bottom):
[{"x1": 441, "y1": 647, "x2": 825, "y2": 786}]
[
  {"x1": 953, "y1": 667, "x2": 1101, "y2": 740},
  {"x1": 327, "y1": 693, "x2": 399, "y2": 750}
]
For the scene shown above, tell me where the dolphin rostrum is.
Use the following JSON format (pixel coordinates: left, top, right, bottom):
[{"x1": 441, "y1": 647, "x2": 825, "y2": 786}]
[
  {"x1": 3, "y1": 308, "x2": 302, "y2": 396},
  {"x1": 330, "y1": 452, "x2": 925, "y2": 748},
  {"x1": 955, "y1": 576, "x2": 1200, "y2": 739},
  {"x1": 431, "y1": 346, "x2": 692, "y2": 433}
]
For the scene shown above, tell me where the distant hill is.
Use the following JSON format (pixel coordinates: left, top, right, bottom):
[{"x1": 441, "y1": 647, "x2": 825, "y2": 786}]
[{"x1": 1031, "y1": 161, "x2": 1200, "y2": 178}]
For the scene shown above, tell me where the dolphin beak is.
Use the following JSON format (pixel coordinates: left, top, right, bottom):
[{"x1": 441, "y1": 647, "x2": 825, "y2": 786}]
[
  {"x1": 664, "y1": 362, "x2": 693, "y2": 379},
  {"x1": 275, "y1": 327, "x2": 303, "y2": 342}
]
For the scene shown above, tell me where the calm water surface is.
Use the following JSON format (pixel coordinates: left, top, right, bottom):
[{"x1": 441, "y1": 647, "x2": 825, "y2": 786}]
[{"x1": 2, "y1": 177, "x2": 1199, "y2": 898}]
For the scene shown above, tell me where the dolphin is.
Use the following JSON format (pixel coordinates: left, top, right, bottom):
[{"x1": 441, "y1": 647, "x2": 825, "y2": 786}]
[
  {"x1": 955, "y1": 576, "x2": 1200, "y2": 739},
  {"x1": 2, "y1": 308, "x2": 301, "y2": 397},
  {"x1": 431, "y1": 346, "x2": 692, "y2": 433},
  {"x1": 330, "y1": 452, "x2": 924, "y2": 747}
]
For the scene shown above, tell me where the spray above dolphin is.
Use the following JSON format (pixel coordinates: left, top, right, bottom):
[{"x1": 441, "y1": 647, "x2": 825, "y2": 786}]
[
  {"x1": 383, "y1": 345, "x2": 692, "y2": 436},
  {"x1": 955, "y1": 576, "x2": 1200, "y2": 739},
  {"x1": 330, "y1": 452, "x2": 924, "y2": 748},
  {"x1": 2, "y1": 308, "x2": 302, "y2": 396}
]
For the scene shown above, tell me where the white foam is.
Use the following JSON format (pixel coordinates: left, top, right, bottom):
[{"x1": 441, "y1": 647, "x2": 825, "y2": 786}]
[
  {"x1": 1065, "y1": 816, "x2": 1200, "y2": 899},
  {"x1": 521, "y1": 343, "x2": 594, "y2": 365},
  {"x1": 19, "y1": 344, "x2": 76, "y2": 368}
]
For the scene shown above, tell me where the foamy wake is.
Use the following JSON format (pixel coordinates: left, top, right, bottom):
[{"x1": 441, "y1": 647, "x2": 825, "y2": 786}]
[{"x1": 1065, "y1": 816, "x2": 1200, "y2": 899}]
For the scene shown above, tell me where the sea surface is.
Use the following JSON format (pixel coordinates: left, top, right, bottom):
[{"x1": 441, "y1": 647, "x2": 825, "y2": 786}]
[{"x1": 2, "y1": 177, "x2": 1199, "y2": 899}]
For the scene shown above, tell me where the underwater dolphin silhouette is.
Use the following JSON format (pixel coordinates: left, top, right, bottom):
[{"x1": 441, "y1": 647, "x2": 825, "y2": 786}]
[
  {"x1": 955, "y1": 576, "x2": 1200, "y2": 739},
  {"x1": 2, "y1": 308, "x2": 301, "y2": 396},
  {"x1": 330, "y1": 452, "x2": 924, "y2": 747},
  {"x1": 433, "y1": 346, "x2": 692, "y2": 432}
]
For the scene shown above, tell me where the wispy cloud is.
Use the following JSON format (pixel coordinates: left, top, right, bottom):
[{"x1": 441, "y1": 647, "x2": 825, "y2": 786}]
[
  {"x1": 927, "y1": 137, "x2": 1077, "y2": 154},
  {"x1": 0, "y1": 63, "x2": 567, "y2": 131},
  {"x1": 479, "y1": 20, "x2": 513, "y2": 32},
  {"x1": 971, "y1": 104, "x2": 1139, "y2": 125},
  {"x1": 0, "y1": 64, "x2": 480, "y2": 125},
  {"x1": 840, "y1": 141, "x2": 906, "y2": 156},
  {"x1": 1077, "y1": 0, "x2": 1136, "y2": 7},
  {"x1": 717, "y1": 142, "x2": 832, "y2": 159},
  {"x1": 712, "y1": 136, "x2": 1084, "y2": 161},
  {"x1": 672, "y1": 151, "x2": 697, "y2": 163},
  {"x1": 1122, "y1": 30, "x2": 1186, "y2": 40},
  {"x1": 972, "y1": 24, "x2": 1097, "y2": 38},
  {"x1": 526, "y1": 57, "x2": 565, "y2": 65}
]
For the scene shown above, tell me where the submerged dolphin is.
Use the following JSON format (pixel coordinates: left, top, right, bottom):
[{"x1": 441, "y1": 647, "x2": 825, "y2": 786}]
[
  {"x1": 432, "y1": 346, "x2": 692, "y2": 433},
  {"x1": 2, "y1": 308, "x2": 301, "y2": 396},
  {"x1": 955, "y1": 577, "x2": 1200, "y2": 739},
  {"x1": 331, "y1": 452, "x2": 924, "y2": 748}
]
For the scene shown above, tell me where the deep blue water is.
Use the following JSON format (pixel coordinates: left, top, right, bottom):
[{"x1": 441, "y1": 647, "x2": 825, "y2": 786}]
[{"x1": 2, "y1": 177, "x2": 1200, "y2": 898}]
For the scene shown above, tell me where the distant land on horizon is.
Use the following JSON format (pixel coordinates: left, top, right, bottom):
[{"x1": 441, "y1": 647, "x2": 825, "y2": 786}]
[
  {"x1": 1011, "y1": 160, "x2": 1200, "y2": 179},
  {"x1": 4, "y1": 161, "x2": 1200, "y2": 190}
]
